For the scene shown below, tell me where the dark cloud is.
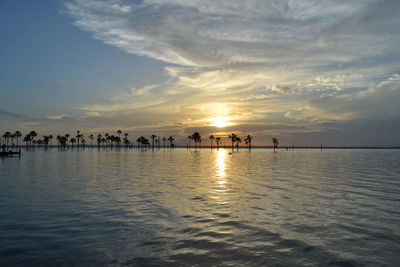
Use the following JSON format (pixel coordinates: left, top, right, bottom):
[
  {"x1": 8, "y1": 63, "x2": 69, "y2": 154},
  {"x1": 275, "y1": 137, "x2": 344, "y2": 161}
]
[{"x1": 0, "y1": 110, "x2": 23, "y2": 118}]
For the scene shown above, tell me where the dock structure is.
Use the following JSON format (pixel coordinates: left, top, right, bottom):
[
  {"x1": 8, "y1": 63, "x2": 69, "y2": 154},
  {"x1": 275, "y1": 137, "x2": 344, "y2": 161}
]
[{"x1": 0, "y1": 149, "x2": 21, "y2": 157}]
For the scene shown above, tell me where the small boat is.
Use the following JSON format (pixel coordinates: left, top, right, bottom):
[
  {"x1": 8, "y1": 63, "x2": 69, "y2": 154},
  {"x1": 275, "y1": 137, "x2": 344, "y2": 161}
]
[{"x1": 0, "y1": 149, "x2": 21, "y2": 157}]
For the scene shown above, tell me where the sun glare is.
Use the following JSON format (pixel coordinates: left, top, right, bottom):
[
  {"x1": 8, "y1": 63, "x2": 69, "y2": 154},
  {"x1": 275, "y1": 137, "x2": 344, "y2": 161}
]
[{"x1": 212, "y1": 116, "x2": 231, "y2": 128}]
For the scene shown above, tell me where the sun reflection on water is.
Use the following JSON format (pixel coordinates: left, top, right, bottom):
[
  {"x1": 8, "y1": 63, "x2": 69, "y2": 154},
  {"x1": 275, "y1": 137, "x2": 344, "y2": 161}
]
[{"x1": 216, "y1": 149, "x2": 226, "y2": 184}]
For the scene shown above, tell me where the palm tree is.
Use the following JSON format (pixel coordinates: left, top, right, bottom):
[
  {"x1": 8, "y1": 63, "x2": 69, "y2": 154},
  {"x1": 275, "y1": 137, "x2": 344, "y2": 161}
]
[
  {"x1": 3, "y1": 132, "x2": 12, "y2": 148},
  {"x1": 272, "y1": 137, "x2": 279, "y2": 152},
  {"x1": 168, "y1": 136, "x2": 175, "y2": 148},
  {"x1": 43, "y1": 135, "x2": 50, "y2": 146},
  {"x1": 209, "y1": 135, "x2": 215, "y2": 149},
  {"x1": 151, "y1": 134, "x2": 157, "y2": 150},
  {"x1": 136, "y1": 136, "x2": 149, "y2": 149},
  {"x1": 244, "y1": 135, "x2": 253, "y2": 150},
  {"x1": 70, "y1": 138, "x2": 76, "y2": 148},
  {"x1": 162, "y1": 137, "x2": 166, "y2": 149},
  {"x1": 191, "y1": 132, "x2": 201, "y2": 149},
  {"x1": 229, "y1": 133, "x2": 237, "y2": 150},
  {"x1": 23, "y1": 135, "x2": 30, "y2": 148},
  {"x1": 117, "y1": 130, "x2": 122, "y2": 147},
  {"x1": 97, "y1": 134, "x2": 102, "y2": 148},
  {"x1": 123, "y1": 137, "x2": 130, "y2": 148},
  {"x1": 236, "y1": 137, "x2": 242, "y2": 150},
  {"x1": 28, "y1": 131, "x2": 37, "y2": 148},
  {"x1": 10, "y1": 133, "x2": 16, "y2": 149},
  {"x1": 14, "y1": 131, "x2": 22, "y2": 148},
  {"x1": 76, "y1": 130, "x2": 84, "y2": 149},
  {"x1": 215, "y1": 137, "x2": 221, "y2": 149},
  {"x1": 124, "y1": 133, "x2": 129, "y2": 148}
]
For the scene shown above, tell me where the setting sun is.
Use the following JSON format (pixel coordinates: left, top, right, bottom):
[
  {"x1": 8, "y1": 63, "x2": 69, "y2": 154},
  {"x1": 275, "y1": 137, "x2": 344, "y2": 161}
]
[{"x1": 212, "y1": 116, "x2": 232, "y2": 128}]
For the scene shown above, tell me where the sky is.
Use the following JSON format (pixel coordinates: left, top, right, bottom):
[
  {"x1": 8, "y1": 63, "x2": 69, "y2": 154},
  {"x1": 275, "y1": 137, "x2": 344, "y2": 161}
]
[{"x1": 1, "y1": 0, "x2": 400, "y2": 146}]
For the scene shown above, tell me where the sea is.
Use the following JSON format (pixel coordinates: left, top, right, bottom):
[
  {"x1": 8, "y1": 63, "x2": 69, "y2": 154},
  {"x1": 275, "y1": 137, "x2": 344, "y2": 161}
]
[{"x1": 1, "y1": 148, "x2": 399, "y2": 266}]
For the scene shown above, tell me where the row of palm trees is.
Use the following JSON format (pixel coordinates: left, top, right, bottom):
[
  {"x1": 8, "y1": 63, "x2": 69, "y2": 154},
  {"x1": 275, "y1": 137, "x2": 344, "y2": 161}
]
[
  {"x1": 187, "y1": 132, "x2": 256, "y2": 150},
  {"x1": 2, "y1": 130, "x2": 279, "y2": 151},
  {"x1": 1, "y1": 130, "x2": 177, "y2": 150}
]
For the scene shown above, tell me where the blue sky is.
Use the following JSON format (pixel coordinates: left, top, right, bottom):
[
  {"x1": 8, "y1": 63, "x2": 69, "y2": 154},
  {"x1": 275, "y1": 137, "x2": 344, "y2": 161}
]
[{"x1": 1, "y1": 0, "x2": 400, "y2": 146}]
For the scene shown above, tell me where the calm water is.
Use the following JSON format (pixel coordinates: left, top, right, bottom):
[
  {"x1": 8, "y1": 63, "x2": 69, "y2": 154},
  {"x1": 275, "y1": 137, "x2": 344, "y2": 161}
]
[{"x1": 1, "y1": 148, "x2": 399, "y2": 266}]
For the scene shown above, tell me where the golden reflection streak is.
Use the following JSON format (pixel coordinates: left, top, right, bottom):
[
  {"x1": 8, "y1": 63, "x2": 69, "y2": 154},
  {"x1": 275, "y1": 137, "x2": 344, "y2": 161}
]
[{"x1": 216, "y1": 149, "x2": 226, "y2": 184}]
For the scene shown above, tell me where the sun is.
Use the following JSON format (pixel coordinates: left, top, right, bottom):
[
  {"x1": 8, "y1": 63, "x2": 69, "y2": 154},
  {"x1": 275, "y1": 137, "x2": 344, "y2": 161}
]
[{"x1": 212, "y1": 116, "x2": 231, "y2": 128}]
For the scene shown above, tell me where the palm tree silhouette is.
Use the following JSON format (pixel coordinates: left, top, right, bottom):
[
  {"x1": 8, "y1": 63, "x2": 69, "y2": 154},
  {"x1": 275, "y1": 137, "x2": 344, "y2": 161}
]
[
  {"x1": 123, "y1": 136, "x2": 130, "y2": 148},
  {"x1": 70, "y1": 138, "x2": 76, "y2": 148},
  {"x1": 43, "y1": 135, "x2": 50, "y2": 146},
  {"x1": 236, "y1": 137, "x2": 242, "y2": 150},
  {"x1": 209, "y1": 135, "x2": 215, "y2": 149},
  {"x1": 168, "y1": 136, "x2": 175, "y2": 148},
  {"x1": 272, "y1": 137, "x2": 279, "y2": 152},
  {"x1": 14, "y1": 131, "x2": 22, "y2": 148},
  {"x1": 137, "y1": 136, "x2": 150, "y2": 149},
  {"x1": 229, "y1": 133, "x2": 237, "y2": 150},
  {"x1": 76, "y1": 131, "x2": 81, "y2": 149},
  {"x1": 215, "y1": 137, "x2": 221, "y2": 149},
  {"x1": 2, "y1": 132, "x2": 12, "y2": 148},
  {"x1": 28, "y1": 131, "x2": 37, "y2": 149},
  {"x1": 124, "y1": 133, "x2": 129, "y2": 148},
  {"x1": 191, "y1": 132, "x2": 201, "y2": 149},
  {"x1": 23, "y1": 135, "x2": 30, "y2": 148},
  {"x1": 244, "y1": 135, "x2": 253, "y2": 150},
  {"x1": 162, "y1": 137, "x2": 166, "y2": 149},
  {"x1": 117, "y1": 130, "x2": 122, "y2": 147},
  {"x1": 105, "y1": 133, "x2": 110, "y2": 147}
]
